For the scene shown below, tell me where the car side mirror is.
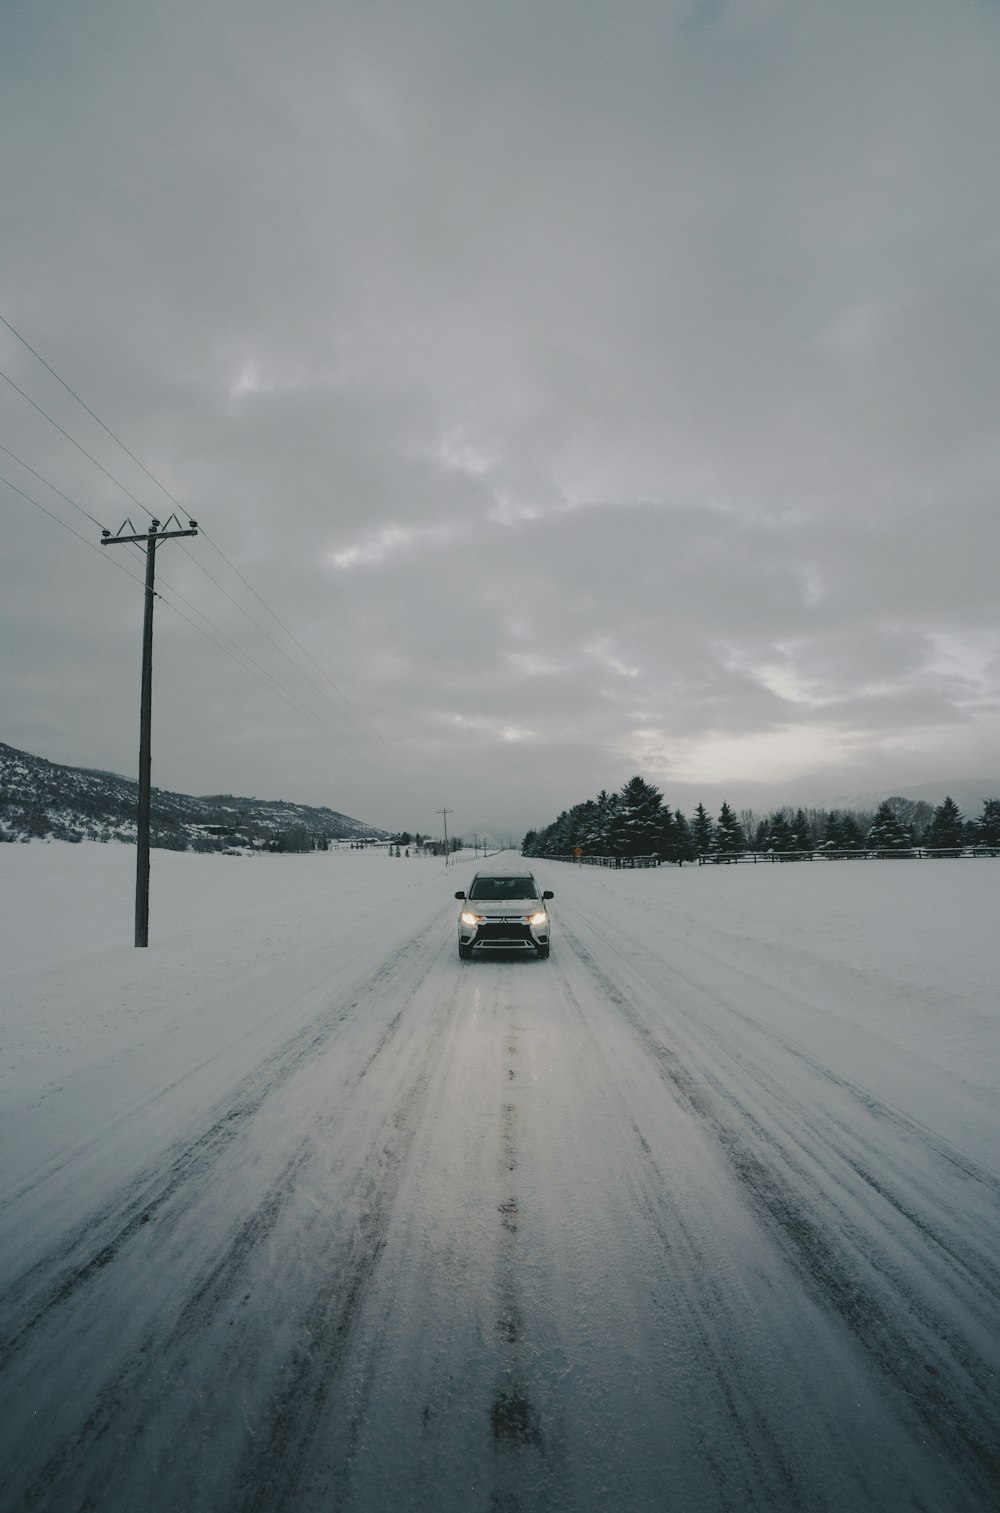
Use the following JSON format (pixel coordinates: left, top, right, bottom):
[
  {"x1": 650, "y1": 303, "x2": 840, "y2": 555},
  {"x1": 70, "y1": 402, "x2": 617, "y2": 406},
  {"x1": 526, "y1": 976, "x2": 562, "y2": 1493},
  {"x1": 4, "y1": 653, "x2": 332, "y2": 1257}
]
[
  {"x1": 455, "y1": 890, "x2": 466, "y2": 899},
  {"x1": 543, "y1": 890, "x2": 554, "y2": 899}
]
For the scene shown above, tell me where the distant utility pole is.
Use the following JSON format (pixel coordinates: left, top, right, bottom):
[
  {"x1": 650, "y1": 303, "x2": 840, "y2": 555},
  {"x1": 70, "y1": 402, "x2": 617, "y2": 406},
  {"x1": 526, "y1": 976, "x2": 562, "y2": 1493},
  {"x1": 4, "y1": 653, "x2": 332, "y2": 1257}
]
[
  {"x1": 438, "y1": 807, "x2": 453, "y2": 866},
  {"x1": 102, "y1": 514, "x2": 198, "y2": 947}
]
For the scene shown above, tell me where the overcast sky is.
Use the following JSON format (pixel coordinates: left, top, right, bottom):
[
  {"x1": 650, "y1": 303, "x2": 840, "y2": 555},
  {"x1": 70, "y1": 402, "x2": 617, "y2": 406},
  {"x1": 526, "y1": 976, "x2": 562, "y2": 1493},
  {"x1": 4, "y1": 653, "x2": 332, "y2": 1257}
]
[{"x1": 2, "y1": 0, "x2": 999, "y2": 839}]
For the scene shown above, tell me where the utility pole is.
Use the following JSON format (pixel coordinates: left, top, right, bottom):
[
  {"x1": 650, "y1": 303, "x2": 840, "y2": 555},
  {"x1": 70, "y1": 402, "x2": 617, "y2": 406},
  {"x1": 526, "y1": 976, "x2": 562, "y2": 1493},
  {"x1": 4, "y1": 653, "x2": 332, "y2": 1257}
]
[
  {"x1": 437, "y1": 807, "x2": 453, "y2": 866},
  {"x1": 102, "y1": 514, "x2": 198, "y2": 946}
]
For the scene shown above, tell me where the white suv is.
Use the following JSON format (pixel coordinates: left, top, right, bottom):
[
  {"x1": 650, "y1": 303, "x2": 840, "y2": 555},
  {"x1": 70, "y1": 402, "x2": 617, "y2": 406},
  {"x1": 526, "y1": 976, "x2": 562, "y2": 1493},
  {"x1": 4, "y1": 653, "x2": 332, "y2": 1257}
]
[{"x1": 455, "y1": 871, "x2": 554, "y2": 959}]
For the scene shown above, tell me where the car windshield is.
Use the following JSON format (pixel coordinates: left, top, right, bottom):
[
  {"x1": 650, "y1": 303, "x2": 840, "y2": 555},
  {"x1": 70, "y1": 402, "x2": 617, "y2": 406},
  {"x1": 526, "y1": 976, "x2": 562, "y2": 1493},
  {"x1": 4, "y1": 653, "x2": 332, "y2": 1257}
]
[{"x1": 468, "y1": 876, "x2": 537, "y2": 900}]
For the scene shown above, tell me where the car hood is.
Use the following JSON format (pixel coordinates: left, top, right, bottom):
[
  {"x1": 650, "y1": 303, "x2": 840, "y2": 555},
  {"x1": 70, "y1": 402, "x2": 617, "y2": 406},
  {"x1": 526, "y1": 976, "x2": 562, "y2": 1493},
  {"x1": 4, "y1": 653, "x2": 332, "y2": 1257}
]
[{"x1": 465, "y1": 899, "x2": 541, "y2": 916}]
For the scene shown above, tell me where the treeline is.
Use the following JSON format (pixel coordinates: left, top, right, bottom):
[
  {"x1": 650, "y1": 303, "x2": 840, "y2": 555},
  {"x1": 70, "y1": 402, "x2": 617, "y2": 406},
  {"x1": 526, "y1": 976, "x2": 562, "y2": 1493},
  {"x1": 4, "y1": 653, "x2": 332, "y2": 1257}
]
[{"x1": 522, "y1": 777, "x2": 1000, "y2": 861}]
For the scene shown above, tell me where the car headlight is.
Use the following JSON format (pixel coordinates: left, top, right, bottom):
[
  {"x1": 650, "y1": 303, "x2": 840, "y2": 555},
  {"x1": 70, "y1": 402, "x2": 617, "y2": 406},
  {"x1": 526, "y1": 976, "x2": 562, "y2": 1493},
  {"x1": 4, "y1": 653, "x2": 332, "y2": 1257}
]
[
  {"x1": 460, "y1": 911, "x2": 485, "y2": 926},
  {"x1": 525, "y1": 911, "x2": 548, "y2": 926}
]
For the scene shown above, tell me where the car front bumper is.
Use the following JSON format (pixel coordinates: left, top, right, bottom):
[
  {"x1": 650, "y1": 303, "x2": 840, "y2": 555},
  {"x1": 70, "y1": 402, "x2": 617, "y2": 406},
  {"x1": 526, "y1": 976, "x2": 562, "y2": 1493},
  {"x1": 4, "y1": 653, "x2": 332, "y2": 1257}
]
[{"x1": 459, "y1": 920, "x2": 549, "y2": 951}]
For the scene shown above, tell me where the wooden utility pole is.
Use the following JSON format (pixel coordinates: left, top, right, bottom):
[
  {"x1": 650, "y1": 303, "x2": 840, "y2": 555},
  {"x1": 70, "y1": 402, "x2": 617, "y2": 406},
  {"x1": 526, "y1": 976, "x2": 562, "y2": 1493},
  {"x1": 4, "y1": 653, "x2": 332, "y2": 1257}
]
[
  {"x1": 437, "y1": 807, "x2": 453, "y2": 866},
  {"x1": 102, "y1": 515, "x2": 198, "y2": 946}
]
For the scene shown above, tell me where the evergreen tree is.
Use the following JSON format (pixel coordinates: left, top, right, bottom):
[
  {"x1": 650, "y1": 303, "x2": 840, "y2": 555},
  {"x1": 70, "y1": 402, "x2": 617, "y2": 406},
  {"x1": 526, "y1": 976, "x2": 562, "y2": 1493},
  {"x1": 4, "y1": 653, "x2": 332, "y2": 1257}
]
[
  {"x1": 883, "y1": 796, "x2": 932, "y2": 846},
  {"x1": 822, "y1": 810, "x2": 843, "y2": 849},
  {"x1": 521, "y1": 830, "x2": 538, "y2": 856},
  {"x1": 823, "y1": 809, "x2": 863, "y2": 850},
  {"x1": 544, "y1": 810, "x2": 571, "y2": 856},
  {"x1": 570, "y1": 799, "x2": 598, "y2": 852},
  {"x1": 692, "y1": 803, "x2": 714, "y2": 855},
  {"x1": 609, "y1": 775, "x2": 663, "y2": 856},
  {"x1": 765, "y1": 811, "x2": 794, "y2": 852},
  {"x1": 975, "y1": 797, "x2": 1000, "y2": 846},
  {"x1": 716, "y1": 802, "x2": 742, "y2": 854},
  {"x1": 926, "y1": 796, "x2": 965, "y2": 849},
  {"x1": 867, "y1": 800, "x2": 912, "y2": 851},
  {"x1": 595, "y1": 790, "x2": 619, "y2": 852},
  {"x1": 673, "y1": 809, "x2": 696, "y2": 864},
  {"x1": 790, "y1": 808, "x2": 811, "y2": 850},
  {"x1": 657, "y1": 805, "x2": 678, "y2": 861}
]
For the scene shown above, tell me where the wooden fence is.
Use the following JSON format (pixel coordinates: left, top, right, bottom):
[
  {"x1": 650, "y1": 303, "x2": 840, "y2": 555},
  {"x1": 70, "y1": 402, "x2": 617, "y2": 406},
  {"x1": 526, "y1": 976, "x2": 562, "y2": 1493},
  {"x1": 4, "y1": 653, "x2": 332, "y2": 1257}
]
[
  {"x1": 697, "y1": 847, "x2": 1000, "y2": 864},
  {"x1": 541, "y1": 847, "x2": 1000, "y2": 868},
  {"x1": 547, "y1": 854, "x2": 664, "y2": 868}
]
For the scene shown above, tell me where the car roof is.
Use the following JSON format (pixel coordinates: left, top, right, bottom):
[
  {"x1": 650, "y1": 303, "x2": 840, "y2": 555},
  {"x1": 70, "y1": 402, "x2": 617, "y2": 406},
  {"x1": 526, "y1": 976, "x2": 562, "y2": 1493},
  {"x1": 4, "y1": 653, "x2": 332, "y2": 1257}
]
[{"x1": 470, "y1": 869, "x2": 535, "y2": 879}]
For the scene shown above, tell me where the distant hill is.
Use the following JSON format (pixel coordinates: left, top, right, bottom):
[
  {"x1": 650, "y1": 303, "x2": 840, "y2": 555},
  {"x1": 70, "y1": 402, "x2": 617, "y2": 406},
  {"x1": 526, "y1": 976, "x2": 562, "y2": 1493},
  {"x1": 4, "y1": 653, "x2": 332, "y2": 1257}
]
[
  {"x1": 0, "y1": 742, "x2": 387, "y2": 850},
  {"x1": 827, "y1": 780, "x2": 999, "y2": 820}
]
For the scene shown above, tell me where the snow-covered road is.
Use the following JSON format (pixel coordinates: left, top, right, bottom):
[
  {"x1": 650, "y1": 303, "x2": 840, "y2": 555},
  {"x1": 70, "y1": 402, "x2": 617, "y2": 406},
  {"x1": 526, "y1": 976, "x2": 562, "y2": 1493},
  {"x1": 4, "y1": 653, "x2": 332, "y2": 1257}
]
[{"x1": 1, "y1": 847, "x2": 998, "y2": 1511}]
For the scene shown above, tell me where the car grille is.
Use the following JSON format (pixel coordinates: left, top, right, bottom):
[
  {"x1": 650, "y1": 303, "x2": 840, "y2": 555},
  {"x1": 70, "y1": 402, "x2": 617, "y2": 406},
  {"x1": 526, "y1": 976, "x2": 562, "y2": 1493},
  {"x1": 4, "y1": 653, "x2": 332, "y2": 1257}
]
[{"x1": 475, "y1": 921, "x2": 534, "y2": 943}]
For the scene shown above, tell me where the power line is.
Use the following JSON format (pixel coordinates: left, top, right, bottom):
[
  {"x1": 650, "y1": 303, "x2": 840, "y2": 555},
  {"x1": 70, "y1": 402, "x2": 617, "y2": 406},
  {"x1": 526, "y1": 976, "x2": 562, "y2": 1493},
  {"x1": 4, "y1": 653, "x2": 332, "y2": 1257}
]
[
  {"x1": 0, "y1": 363, "x2": 156, "y2": 520},
  {"x1": 3, "y1": 465, "x2": 434, "y2": 799},
  {"x1": 153, "y1": 586, "x2": 408, "y2": 770},
  {"x1": 3, "y1": 321, "x2": 428, "y2": 793},
  {"x1": 1, "y1": 470, "x2": 148, "y2": 590},
  {"x1": 1, "y1": 321, "x2": 440, "y2": 808},
  {"x1": 1, "y1": 458, "x2": 405, "y2": 782},
  {"x1": 200, "y1": 527, "x2": 416, "y2": 769},
  {"x1": 152, "y1": 578, "x2": 405, "y2": 781},
  {"x1": 180, "y1": 536, "x2": 437, "y2": 802},
  {"x1": 0, "y1": 439, "x2": 109, "y2": 531},
  {"x1": 1, "y1": 314, "x2": 184, "y2": 514}
]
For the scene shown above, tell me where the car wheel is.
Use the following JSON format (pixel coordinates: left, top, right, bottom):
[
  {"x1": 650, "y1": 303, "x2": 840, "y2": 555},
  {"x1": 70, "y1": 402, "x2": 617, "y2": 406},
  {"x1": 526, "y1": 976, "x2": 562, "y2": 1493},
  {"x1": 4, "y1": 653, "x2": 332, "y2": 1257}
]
[
  {"x1": 459, "y1": 943, "x2": 473, "y2": 960},
  {"x1": 536, "y1": 944, "x2": 550, "y2": 959}
]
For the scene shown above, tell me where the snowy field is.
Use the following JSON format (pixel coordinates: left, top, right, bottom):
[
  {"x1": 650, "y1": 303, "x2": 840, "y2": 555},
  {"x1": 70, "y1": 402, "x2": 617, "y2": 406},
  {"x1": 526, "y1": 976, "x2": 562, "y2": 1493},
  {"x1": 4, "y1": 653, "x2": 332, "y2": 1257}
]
[{"x1": 1, "y1": 843, "x2": 998, "y2": 1511}]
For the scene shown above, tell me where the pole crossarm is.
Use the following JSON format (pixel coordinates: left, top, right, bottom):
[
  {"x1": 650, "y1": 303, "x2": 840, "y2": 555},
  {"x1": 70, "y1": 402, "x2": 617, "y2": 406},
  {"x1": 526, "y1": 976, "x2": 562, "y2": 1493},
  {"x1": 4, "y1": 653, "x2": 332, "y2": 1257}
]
[
  {"x1": 101, "y1": 514, "x2": 198, "y2": 547},
  {"x1": 102, "y1": 528, "x2": 197, "y2": 545}
]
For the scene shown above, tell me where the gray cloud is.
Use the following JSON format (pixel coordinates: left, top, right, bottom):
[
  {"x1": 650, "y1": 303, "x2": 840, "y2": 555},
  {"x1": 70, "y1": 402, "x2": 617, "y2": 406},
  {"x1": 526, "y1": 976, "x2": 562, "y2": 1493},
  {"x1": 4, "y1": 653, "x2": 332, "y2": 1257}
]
[{"x1": 2, "y1": 0, "x2": 999, "y2": 837}]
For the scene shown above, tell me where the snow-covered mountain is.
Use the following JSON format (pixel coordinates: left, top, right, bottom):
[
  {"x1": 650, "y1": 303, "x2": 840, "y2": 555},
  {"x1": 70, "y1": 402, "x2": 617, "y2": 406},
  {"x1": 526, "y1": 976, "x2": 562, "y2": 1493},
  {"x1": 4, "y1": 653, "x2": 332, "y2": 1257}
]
[{"x1": 0, "y1": 742, "x2": 387, "y2": 850}]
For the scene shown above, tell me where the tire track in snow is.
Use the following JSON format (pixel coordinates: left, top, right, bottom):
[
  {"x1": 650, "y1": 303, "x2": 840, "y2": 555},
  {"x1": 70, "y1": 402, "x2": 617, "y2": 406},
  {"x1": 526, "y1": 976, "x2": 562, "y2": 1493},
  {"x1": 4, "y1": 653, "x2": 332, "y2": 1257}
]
[
  {"x1": 580, "y1": 918, "x2": 1000, "y2": 1328},
  {"x1": 561, "y1": 920, "x2": 1000, "y2": 1505},
  {"x1": 626, "y1": 942, "x2": 1000, "y2": 1326},
  {"x1": 654, "y1": 937, "x2": 1000, "y2": 1198},
  {"x1": 1, "y1": 933, "x2": 455, "y2": 1513},
  {"x1": 487, "y1": 1013, "x2": 547, "y2": 1513},
  {"x1": 692, "y1": 1009, "x2": 1000, "y2": 1321},
  {"x1": 0, "y1": 929, "x2": 438, "y2": 1374},
  {"x1": 547, "y1": 949, "x2": 807, "y2": 1510},
  {"x1": 220, "y1": 964, "x2": 469, "y2": 1513}
]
